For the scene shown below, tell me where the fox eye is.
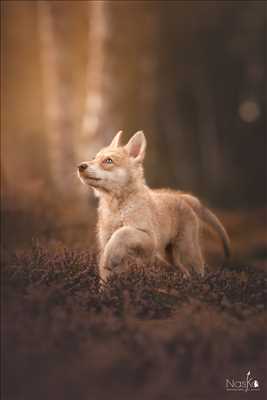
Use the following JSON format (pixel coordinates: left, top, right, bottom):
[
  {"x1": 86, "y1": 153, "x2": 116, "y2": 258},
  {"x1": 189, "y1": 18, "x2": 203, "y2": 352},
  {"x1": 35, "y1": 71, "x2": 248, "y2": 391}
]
[{"x1": 103, "y1": 158, "x2": 113, "y2": 164}]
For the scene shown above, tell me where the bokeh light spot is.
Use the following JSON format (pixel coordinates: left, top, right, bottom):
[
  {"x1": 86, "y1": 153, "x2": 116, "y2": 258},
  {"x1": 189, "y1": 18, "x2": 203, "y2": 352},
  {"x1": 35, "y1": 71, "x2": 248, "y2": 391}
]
[{"x1": 238, "y1": 100, "x2": 260, "y2": 123}]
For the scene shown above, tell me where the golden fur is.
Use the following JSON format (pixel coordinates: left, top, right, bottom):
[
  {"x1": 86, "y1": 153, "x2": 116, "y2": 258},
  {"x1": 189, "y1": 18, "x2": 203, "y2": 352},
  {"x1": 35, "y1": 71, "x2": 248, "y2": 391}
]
[{"x1": 78, "y1": 131, "x2": 230, "y2": 281}]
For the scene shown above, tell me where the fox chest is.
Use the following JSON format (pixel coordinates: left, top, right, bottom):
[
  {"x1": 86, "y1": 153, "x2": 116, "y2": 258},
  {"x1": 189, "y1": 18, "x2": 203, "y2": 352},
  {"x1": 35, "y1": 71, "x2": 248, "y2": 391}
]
[{"x1": 97, "y1": 210, "x2": 124, "y2": 250}]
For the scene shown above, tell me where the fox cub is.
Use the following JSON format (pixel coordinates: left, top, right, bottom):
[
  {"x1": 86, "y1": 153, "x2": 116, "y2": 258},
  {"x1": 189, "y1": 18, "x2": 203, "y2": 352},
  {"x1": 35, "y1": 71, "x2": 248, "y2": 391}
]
[{"x1": 78, "y1": 130, "x2": 230, "y2": 282}]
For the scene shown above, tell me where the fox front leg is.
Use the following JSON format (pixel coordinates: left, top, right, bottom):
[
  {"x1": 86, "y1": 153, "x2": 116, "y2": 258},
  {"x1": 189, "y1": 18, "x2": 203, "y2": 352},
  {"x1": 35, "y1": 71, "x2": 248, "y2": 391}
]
[{"x1": 99, "y1": 226, "x2": 155, "y2": 282}]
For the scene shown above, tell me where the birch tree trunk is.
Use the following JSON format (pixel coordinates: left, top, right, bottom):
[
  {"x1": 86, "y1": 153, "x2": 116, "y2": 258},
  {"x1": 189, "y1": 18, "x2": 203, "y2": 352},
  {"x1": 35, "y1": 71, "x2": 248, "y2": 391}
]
[
  {"x1": 80, "y1": 1, "x2": 161, "y2": 168},
  {"x1": 38, "y1": 0, "x2": 75, "y2": 193},
  {"x1": 79, "y1": 0, "x2": 108, "y2": 160}
]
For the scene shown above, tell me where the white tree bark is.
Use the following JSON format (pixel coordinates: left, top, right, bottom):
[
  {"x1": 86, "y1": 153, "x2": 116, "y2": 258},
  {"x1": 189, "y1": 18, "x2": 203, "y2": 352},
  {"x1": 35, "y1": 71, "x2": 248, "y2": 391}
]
[
  {"x1": 79, "y1": 0, "x2": 108, "y2": 161},
  {"x1": 80, "y1": 1, "x2": 160, "y2": 166},
  {"x1": 38, "y1": 0, "x2": 75, "y2": 193}
]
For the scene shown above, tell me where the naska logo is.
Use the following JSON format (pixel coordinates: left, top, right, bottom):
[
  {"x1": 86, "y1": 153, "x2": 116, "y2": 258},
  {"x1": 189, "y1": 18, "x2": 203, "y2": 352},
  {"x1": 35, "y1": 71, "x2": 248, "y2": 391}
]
[{"x1": 225, "y1": 371, "x2": 260, "y2": 392}]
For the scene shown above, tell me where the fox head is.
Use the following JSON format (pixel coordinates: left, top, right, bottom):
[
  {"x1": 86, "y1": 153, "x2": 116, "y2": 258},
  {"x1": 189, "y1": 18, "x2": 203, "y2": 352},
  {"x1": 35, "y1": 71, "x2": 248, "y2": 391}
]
[{"x1": 77, "y1": 130, "x2": 146, "y2": 195}]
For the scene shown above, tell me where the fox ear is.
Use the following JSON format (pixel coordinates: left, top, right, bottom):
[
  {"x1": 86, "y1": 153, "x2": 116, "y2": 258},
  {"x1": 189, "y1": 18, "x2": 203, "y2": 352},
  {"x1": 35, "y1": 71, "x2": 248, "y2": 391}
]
[
  {"x1": 125, "y1": 131, "x2": 146, "y2": 162},
  {"x1": 109, "y1": 130, "x2": 123, "y2": 148}
]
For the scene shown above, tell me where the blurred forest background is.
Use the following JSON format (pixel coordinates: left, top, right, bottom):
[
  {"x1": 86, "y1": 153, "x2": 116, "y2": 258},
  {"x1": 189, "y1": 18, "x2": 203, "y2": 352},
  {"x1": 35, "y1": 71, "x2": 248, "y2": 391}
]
[
  {"x1": 1, "y1": 0, "x2": 266, "y2": 252},
  {"x1": 1, "y1": 3, "x2": 267, "y2": 399}
]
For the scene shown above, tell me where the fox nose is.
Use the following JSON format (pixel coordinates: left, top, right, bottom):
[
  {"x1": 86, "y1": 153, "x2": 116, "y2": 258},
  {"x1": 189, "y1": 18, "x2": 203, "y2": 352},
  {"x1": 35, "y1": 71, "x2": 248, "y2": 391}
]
[{"x1": 78, "y1": 163, "x2": 88, "y2": 172}]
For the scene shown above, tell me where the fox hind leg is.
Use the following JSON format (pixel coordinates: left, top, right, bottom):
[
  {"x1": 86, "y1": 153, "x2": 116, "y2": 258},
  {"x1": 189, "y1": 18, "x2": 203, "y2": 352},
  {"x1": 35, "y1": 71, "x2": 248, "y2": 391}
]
[
  {"x1": 172, "y1": 207, "x2": 205, "y2": 277},
  {"x1": 170, "y1": 246, "x2": 191, "y2": 278}
]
